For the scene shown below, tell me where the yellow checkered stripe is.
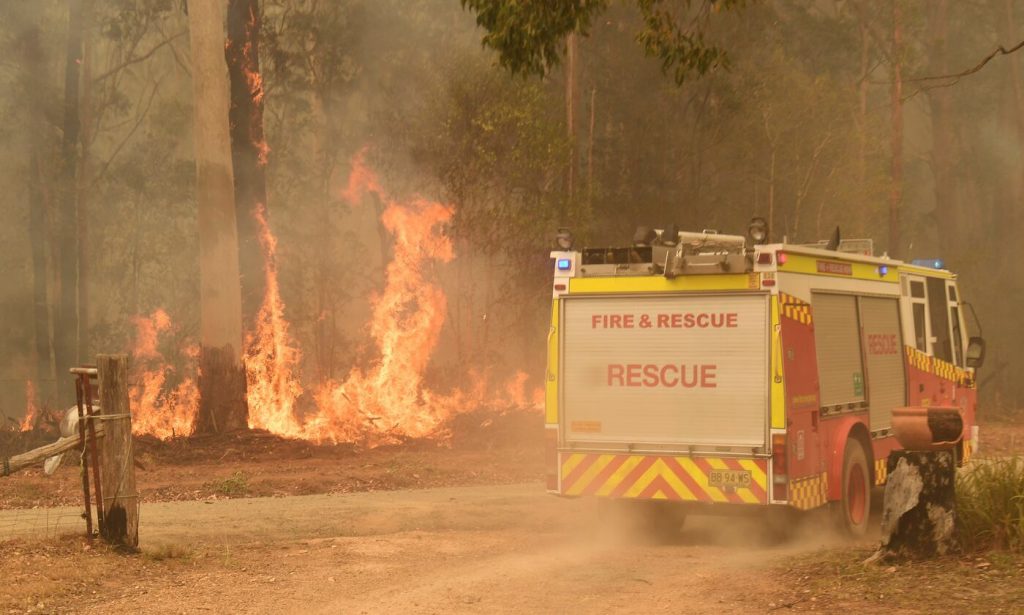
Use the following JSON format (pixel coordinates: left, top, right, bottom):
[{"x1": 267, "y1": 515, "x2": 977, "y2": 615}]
[
  {"x1": 559, "y1": 453, "x2": 768, "y2": 505},
  {"x1": 779, "y1": 292, "x2": 812, "y2": 325},
  {"x1": 875, "y1": 458, "x2": 887, "y2": 486},
  {"x1": 789, "y1": 473, "x2": 828, "y2": 510},
  {"x1": 904, "y1": 346, "x2": 974, "y2": 388}
]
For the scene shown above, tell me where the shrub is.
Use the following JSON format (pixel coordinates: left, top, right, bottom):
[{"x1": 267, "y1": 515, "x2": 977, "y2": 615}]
[{"x1": 956, "y1": 457, "x2": 1024, "y2": 552}]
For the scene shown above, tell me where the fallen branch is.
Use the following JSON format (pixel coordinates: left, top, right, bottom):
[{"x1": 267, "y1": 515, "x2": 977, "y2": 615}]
[{"x1": 1, "y1": 423, "x2": 105, "y2": 477}]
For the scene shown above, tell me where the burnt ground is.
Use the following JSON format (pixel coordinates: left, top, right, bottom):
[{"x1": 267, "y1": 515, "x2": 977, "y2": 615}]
[
  {"x1": 0, "y1": 409, "x2": 543, "y2": 510},
  {"x1": 0, "y1": 411, "x2": 1021, "y2": 614}
]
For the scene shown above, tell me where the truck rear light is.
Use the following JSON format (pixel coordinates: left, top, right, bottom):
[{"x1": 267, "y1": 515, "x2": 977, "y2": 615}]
[
  {"x1": 772, "y1": 433, "x2": 788, "y2": 500},
  {"x1": 545, "y1": 428, "x2": 558, "y2": 491},
  {"x1": 776, "y1": 251, "x2": 788, "y2": 265},
  {"x1": 756, "y1": 252, "x2": 773, "y2": 265},
  {"x1": 554, "y1": 283, "x2": 567, "y2": 291}
]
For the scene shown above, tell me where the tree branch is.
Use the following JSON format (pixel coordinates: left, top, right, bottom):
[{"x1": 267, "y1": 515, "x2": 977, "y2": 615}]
[
  {"x1": 92, "y1": 29, "x2": 186, "y2": 83},
  {"x1": 905, "y1": 39, "x2": 1024, "y2": 84}
]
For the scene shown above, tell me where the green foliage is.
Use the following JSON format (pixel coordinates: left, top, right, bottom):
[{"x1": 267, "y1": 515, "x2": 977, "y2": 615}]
[
  {"x1": 957, "y1": 458, "x2": 1024, "y2": 552},
  {"x1": 460, "y1": 0, "x2": 609, "y2": 77},
  {"x1": 462, "y1": 0, "x2": 742, "y2": 84},
  {"x1": 635, "y1": 0, "x2": 742, "y2": 85}
]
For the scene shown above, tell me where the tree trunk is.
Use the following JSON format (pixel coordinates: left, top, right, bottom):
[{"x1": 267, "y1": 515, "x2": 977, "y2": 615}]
[
  {"x1": 565, "y1": 32, "x2": 578, "y2": 219},
  {"x1": 587, "y1": 86, "x2": 596, "y2": 213},
  {"x1": 188, "y1": 0, "x2": 249, "y2": 433},
  {"x1": 77, "y1": 0, "x2": 93, "y2": 364},
  {"x1": 226, "y1": 0, "x2": 269, "y2": 331},
  {"x1": 17, "y1": 23, "x2": 56, "y2": 401},
  {"x1": 55, "y1": 0, "x2": 84, "y2": 399},
  {"x1": 925, "y1": 0, "x2": 959, "y2": 258},
  {"x1": 888, "y1": 0, "x2": 903, "y2": 257}
]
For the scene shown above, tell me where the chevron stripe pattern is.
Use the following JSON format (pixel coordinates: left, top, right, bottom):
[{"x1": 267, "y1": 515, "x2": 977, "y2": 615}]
[
  {"x1": 559, "y1": 453, "x2": 768, "y2": 505},
  {"x1": 779, "y1": 292, "x2": 812, "y2": 325},
  {"x1": 904, "y1": 346, "x2": 974, "y2": 388},
  {"x1": 789, "y1": 473, "x2": 828, "y2": 510}
]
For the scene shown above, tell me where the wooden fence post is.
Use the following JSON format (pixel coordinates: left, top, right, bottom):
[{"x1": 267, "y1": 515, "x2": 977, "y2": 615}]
[{"x1": 96, "y1": 354, "x2": 138, "y2": 549}]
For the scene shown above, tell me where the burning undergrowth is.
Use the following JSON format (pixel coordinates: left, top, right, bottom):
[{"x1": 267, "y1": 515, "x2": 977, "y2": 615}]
[{"x1": 125, "y1": 151, "x2": 541, "y2": 446}]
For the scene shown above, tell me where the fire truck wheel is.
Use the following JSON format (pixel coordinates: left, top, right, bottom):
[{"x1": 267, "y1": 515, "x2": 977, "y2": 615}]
[
  {"x1": 834, "y1": 439, "x2": 872, "y2": 536},
  {"x1": 638, "y1": 502, "x2": 687, "y2": 540}
]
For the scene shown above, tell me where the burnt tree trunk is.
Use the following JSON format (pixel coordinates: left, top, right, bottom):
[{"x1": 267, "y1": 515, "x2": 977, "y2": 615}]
[
  {"x1": 226, "y1": 0, "x2": 269, "y2": 330},
  {"x1": 195, "y1": 345, "x2": 249, "y2": 433},
  {"x1": 55, "y1": 0, "x2": 84, "y2": 402},
  {"x1": 189, "y1": 0, "x2": 249, "y2": 434},
  {"x1": 879, "y1": 451, "x2": 956, "y2": 558}
]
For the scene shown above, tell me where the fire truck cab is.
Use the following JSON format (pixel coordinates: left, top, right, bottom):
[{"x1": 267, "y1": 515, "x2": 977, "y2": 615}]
[{"x1": 545, "y1": 225, "x2": 984, "y2": 535}]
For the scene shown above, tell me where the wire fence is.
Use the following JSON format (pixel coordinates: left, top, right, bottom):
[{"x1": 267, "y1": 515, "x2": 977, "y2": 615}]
[{"x1": 0, "y1": 505, "x2": 85, "y2": 542}]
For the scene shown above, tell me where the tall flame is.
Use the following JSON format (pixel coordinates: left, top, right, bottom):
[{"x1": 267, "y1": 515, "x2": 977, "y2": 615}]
[{"x1": 127, "y1": 150, "x2": 539, "y2": 443}]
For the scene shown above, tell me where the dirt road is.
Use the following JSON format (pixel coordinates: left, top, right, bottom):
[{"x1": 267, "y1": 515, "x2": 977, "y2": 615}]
[{"x1": 1, "y1": 483, "x2": 862, "y2": 614}]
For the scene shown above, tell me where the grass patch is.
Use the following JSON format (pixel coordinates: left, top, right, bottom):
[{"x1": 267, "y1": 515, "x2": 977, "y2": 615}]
[
  {"x1": 957, "y1": 457, "x2": 1024, "y2": 552},
  {"x1": 205, "y1": 471, "x2": 250, "y2": 497},
  {"x1": 773, "y1": 547, "x2": 1024, "y2": 613}
]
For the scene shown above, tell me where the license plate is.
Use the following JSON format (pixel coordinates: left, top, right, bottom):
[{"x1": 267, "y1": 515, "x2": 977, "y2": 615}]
[{"x1": 709, "y1": 469, "x2": 751, "y2": 489}]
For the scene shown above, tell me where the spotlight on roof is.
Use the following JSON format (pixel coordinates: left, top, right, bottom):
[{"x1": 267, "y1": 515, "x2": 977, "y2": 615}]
[
  {"x1": 555, "y1": 227, "x2": 574, "y2": 250},
  {"x1": 748, "y1": 217, "x2": 768, "y2": 245}
]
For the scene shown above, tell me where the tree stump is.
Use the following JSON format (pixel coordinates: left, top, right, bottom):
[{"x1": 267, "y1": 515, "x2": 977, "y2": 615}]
[
  {"x1": 97, "y1": 354, "x2": 139, "y2": 549},
  {"x1": 878, "y1": 450, "x2": 956, "y2": 558}
]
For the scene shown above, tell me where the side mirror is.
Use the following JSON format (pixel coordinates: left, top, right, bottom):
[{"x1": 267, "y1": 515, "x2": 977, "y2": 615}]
[{"x1": 966, "y1": 336, "x2": 986, "y2": 369}]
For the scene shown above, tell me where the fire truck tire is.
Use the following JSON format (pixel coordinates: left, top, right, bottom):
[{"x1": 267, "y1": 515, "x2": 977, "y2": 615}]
[
  {"x1": 833, "y1": 439, "x2": 871, "y2": 536},
  {"x1": 639, "y1": 502, "x2": 687, "y2": 540}
]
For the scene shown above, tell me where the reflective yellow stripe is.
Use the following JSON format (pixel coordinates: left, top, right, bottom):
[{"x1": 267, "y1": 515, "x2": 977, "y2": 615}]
[
  {"x1": 623, "y1": 461, "x2": 664, "y2": 498},
  {"x1": 560, "y1": 453, "x2": 585, "y2": 478},
  {"x1": 778, "y1": 253, "x2": 898, "y2": 282},
  {"x1": 569, "y1": 274, "x2": 759, "y2": 294},
  {"x1": 545, "y1": 299, "x2": 559, "y2": 424},
  {"x1": 564, "y1": 455, "x2": 614, "y2": 496},
  {"x1": 770, "y1": 296, "x2": 786, "y2": 430},
  {"x1": 595, "y1": 455, "x2": 644, "y2": 496}
]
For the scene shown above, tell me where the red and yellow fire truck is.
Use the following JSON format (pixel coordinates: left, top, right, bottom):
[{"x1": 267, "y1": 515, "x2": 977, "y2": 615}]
[{"x1": 545, "y1": 224, "x2": 986, "y2": 534}]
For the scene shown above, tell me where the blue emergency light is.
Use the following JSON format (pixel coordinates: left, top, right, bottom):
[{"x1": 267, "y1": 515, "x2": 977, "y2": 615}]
[
  {"x1": 910, "y1": 258, "x2": 945, "y2": 270},
  {"x1": 556, "y1": 258, "x2": 572, "y2": 271},
  {"x1": 878, "y1": 265, "x2": 889, "y2": 277}
]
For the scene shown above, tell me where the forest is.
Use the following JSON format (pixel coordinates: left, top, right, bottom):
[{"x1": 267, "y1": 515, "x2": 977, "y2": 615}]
[{"x1": 1, "y1": 0, "x2": 1022, "y2": 442}]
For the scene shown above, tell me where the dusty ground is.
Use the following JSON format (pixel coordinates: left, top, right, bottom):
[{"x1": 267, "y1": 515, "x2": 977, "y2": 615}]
[
  {"x1": 0, "y1": 412, "x2": 1021, "y2": 614},
  {"x1": 2, "y1": 483, "x2": 1021, "y2": 614},
  {"x1": 0, "y1": 411, "x2": 543, "y2": 510}
]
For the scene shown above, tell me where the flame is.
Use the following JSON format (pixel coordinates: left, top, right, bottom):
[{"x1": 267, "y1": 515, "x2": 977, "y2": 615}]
[
  {"x1": 242, "y1": 150, "x2": 541, "y2": 445},
  {"x1": 124, "y1": 151, "x2": 540, "y2": 443},
  {"x1": 243, "y1": 205, "x2": 304, "y2": 437},
  {"x1": 128, "y1": 309, "x2": 199, "y2": 439},
  {"x1": 20, "y1": 380, "x2": 39, "y2": 431}
]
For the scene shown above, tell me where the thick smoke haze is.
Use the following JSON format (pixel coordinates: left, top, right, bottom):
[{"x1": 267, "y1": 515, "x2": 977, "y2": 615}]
[{"x1": 0, "y1": 0, "x2": 1022, "y2": 425}]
